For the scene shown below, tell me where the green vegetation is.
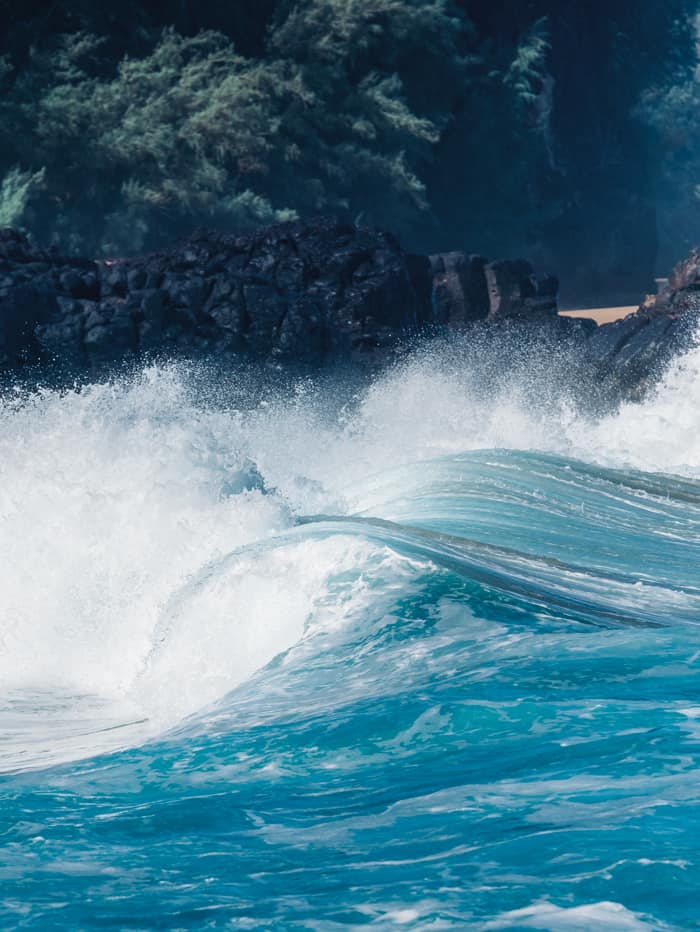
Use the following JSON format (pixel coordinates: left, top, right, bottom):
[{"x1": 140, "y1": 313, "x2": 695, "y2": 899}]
[
  {"x1": 0, "y1": 165, "x2": 45, "y2": 227},
  {"x1": 1, "y1": 0, "x2": 699, "y2": 287},
  {"x1": 0, "y1": 0, "x2": 552, "y2": 255}
]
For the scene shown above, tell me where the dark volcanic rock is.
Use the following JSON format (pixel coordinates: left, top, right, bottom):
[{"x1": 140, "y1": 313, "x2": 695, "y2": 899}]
[
  {"x1": 0, "y1": 220, "x2": 439, "y2": 371},
  {"x1": 0, "y1": 229, "x2": 98, "y2": 368},
  {"x1": 429, "y1": 252, "x2": 489, "y2": 325},
  {"x1": 587, "y1": 252, "x2": 700, "y2": 397},
  {"x1": 427, "y1": 253, "x2": 559, "y2": 326},
  {"x1": 484, "y1": 260, "x2": 559, "y2": 320},
  {"x1": 7, "y1": 217, "x2": 695, "y2": 400}
]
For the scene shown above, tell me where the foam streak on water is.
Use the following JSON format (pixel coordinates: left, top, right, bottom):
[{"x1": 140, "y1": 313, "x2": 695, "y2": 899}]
[{"x1": 1, "y1": 334, "x2": 700, "y2": 929}]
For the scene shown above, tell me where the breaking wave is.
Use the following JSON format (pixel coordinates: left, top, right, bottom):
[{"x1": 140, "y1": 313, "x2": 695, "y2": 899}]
[{"x1": 1, "y1": 332, "x2": 699, "y2": 929}]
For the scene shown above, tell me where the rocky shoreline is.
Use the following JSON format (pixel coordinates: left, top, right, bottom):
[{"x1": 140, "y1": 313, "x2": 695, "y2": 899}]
[{"x1": 1, "y1": 218, "x2": 698, "y2": 396}]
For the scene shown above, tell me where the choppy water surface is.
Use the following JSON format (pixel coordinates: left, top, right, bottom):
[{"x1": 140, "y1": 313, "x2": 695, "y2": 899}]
[{"x1": 1, "y1": 336, "x2": 700, "y2": 929}]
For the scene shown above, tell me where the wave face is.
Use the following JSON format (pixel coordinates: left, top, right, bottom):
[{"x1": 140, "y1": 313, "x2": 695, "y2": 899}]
[{"x1": 1, "y1": 334, "x2": 700, "y2": 929}]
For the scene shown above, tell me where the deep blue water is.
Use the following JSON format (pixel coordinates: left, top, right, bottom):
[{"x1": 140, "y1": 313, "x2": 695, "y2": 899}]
[{"x1": 1, "y1": 346, "x2": 699, "y2": 930}]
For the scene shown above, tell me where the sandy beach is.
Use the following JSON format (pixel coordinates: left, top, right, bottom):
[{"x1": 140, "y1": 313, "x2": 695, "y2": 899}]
[{"x1": 559, "y1": 306, "x2": 638, "y2": 325}]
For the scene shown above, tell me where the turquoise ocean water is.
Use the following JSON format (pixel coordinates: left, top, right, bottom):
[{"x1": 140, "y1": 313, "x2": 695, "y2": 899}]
[{"x1": 1, "y1": 336, "x2": 699, "y2": 929}]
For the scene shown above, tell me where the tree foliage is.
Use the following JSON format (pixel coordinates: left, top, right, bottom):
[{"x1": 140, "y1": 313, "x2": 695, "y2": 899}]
[
  {"x1": 0, "y1": 166, "x2": 45, "y2": 227},
  {"x1": 1, "y1": 0, "x2": 699, "y2": 281},
  {"x1": 0, "y1": 0, "x2": 548, "y2": 255}
]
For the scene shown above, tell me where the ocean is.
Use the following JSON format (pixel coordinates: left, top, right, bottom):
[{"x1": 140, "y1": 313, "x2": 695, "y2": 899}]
[{"x1": 1, "y1": 332, "x2": 699, "y2": 930}]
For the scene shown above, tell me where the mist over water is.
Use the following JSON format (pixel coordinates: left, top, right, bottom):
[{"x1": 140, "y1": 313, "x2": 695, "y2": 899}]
[{"x1": 1, "y1": 332, "x2": 700, "y2": 929}]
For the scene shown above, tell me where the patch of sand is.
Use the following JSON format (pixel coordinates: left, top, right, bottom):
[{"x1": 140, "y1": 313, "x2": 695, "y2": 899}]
[{"x1": 559, "y1": 306, "x2": 638, "y2": 325}]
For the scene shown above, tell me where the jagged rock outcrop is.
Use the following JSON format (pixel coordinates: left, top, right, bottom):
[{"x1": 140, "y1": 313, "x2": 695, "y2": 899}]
[
  {"x1": 585, "y1": 251, "x2": 700, "y2": 396},
  {"x1": 1, "y1": 220, "x2": 564, "y2": 372},
  {"x1": 428, "y1": 252, "x2": 489, "y2": 324},
  {"x1": 2, "y1": 217, "x2": 696, "y2": 397},
  {"x1": 484, "y1": 261, "x2": 559, "y2": 319},
  {"x1": 427, "y1": 252, "x2": 559, "y2": 325},
  {"x1": 0, "y1": 220, "x2": 434, "y2": 370}
]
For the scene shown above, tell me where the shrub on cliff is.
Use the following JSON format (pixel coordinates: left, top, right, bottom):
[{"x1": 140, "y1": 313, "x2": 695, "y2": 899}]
[
  {"x1": 0, "y1": 0, "x2": 549, "y2": 255},
  {"x1": 0, "y1": 31, "x2": 299, "y2": 254},
  {"x1": 0, "y1": 166, "x2": 45, "y2": 227}
]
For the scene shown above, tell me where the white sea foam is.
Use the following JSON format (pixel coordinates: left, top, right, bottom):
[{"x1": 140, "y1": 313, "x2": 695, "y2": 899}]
[
  {"x1": 482, "y1": 899, "x2": 666, "y2": 931},
  {"x1": 567, "y1": 337, "x2": 700, "y2": 476},
  {"x1": 241, "y1": 331, "x2": 700, "y2": 516},
  {"x1": 0, "y1": 331, "x2": 698, "y2": 759}
]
